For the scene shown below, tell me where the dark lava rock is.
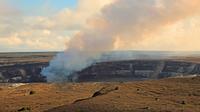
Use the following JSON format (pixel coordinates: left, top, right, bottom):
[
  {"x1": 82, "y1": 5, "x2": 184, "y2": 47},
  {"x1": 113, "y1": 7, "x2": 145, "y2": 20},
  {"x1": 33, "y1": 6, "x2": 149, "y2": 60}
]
[
  {"x1": 29, "y1": 90, "x2": 36, "y2": 95},
  {"x1": 73, "y1": 86, "x2": 119, "y2": 104},
  {"x1": 18, "y1": 107, "x2": 31, "y2": 112},
  {"x1": 92, "y1": 86, "x2": 119, "y2": 97}
]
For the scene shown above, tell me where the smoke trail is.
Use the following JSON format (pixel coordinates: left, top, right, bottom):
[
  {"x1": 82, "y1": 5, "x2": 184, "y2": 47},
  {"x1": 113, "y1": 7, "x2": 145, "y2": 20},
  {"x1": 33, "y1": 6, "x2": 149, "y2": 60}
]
[{"x1": 42, "y1": 0, "x2": 200, "y2": 82}]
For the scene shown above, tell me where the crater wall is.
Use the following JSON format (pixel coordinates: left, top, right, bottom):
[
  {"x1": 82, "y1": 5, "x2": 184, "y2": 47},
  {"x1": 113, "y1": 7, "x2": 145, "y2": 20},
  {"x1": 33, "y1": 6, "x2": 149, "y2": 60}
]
[{"x1": 72, "y1": 60, "x2": 200, "y2": 82}]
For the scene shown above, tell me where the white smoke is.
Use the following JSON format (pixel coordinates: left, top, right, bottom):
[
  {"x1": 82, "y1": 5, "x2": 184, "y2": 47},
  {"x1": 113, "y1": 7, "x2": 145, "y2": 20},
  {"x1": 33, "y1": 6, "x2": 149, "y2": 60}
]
[{"x1": 42, "y1": 0, "x2": 200, "y2": 82}]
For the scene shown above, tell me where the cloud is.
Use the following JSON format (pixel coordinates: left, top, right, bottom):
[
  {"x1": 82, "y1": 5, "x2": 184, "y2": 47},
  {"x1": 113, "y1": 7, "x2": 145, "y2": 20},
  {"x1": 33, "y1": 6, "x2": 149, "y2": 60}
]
[
  {"x1": 0, "y1": 0, "x2": 114, "y2": 52},
  {"x1": 100, "y1": 0, "x2": 200, "y2": 50},
  {"x1": 64, "y1": 0, "x2": 200, "y2": 52},
  {"x1": 0, "y1": 0, "x2": 200, "y2": 52},
  {"x1": 0, "y1": 34, "x2": 22, "y2": 46},
  {"x1": 0, "y1": 1, "x2": 20, "y2": 16}
]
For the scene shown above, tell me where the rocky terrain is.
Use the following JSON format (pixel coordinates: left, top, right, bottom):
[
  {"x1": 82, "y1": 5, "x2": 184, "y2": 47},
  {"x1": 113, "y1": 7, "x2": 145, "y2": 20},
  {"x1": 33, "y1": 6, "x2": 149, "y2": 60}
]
[
  {"x1": 0, "y1": 76, "x2": 200, "y2": 112},
  {"x1": 0, "y1": 52, "x2": 200, "y2": 112},
  {"x1": 71, "y1": 59, "x2": 200, "y2": 82},
  {"x1": 0, "y1": 52, "x2": 56, "y2": 83},
  {"x1": 1, "y1": 52, "x2": 200, "y2": 83}
]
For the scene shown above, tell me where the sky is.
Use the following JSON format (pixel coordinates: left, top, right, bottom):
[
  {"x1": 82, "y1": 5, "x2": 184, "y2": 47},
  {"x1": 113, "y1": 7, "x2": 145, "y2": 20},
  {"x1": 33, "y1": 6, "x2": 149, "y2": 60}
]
[
  {"x1": 0, "y1": 0, "x2": 200, "y2": 52},
  {"x1": 6, "y1": 0, "x2": 77, "y2": 15},
  {"x1": 0, "y1": 0, "x2": 79, "y2": 52}
]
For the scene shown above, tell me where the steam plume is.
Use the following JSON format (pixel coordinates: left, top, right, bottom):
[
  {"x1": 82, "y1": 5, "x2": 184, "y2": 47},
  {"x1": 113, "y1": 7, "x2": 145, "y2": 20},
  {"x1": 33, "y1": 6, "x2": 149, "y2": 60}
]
[{"x1": 42, "y1": 0, "x2": 200, "y2": 82}]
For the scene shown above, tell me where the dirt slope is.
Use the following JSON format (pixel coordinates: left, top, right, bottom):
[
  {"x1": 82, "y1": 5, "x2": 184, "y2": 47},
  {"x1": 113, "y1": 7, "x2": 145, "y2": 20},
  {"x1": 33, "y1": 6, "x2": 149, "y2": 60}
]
[{"x1": 0, "y1": 77, "x2": 200, "y2": 112}]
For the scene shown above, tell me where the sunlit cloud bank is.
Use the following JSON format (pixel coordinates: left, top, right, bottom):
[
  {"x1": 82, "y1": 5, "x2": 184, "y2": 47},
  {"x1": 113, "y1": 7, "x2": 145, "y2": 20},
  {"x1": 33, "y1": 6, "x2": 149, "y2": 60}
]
[
  {"x1": 0, "y1": 0, "x2": 114, "y2": 52},
  {"x1": 0, "y1": 0, "x2": 200, "y2": 52}
]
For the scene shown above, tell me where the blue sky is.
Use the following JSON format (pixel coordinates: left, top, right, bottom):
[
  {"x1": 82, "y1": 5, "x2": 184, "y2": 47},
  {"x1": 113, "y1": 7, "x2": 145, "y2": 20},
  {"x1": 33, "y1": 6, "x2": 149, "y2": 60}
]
[{"x1": 7, "y1": 0, "x2": 78, "y2": 15}]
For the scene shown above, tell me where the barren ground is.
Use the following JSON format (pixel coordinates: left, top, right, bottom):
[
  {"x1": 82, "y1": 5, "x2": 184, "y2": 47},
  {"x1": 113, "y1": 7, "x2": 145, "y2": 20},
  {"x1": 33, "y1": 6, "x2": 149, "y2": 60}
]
[
  {"x1": 0, "y1": 77, "x2": 199, "y2": 112},
  {"x1": 0, "y1": 53, "x2": 200, "y2": 112}
]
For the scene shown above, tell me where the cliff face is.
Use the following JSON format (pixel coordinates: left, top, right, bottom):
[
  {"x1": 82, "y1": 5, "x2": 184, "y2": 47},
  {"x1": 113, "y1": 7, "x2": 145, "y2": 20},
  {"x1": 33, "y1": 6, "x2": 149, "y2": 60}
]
[
  {"x1": 1, "y1": 59, "x2": 200, "y2": 83},
  {"x1": 0, "y1": 52, "x2": 55, "y2": 83},
  {"x1": 0, "y1": 63, "x2": 48, "y2": 83},
  {"x1": 1, "y1": 52, "x2": 200, "y2": 83},
  {"x1": 72, "y1": 60, "x2": 200, "y2": 82}
]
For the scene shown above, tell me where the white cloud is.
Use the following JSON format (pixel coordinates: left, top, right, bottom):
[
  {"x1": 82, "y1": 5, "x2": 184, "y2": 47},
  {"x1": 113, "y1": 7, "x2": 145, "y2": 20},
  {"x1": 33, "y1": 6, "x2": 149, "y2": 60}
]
[
  {"x1": 0, "y1": 0, "x2": 113, "y2": 52},
  {"x1": 0, "y1": 34, "x2": 22, "y2": 46},
  {"x1": 1, "y1": 0, "x2": 200, "y2": 52}
]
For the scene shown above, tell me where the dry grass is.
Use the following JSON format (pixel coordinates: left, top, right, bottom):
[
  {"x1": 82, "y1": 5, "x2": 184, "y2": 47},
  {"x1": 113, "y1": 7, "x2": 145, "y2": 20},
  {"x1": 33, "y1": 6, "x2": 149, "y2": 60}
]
[{"x1": 0, "y1": 77, "x2": 199, "y2": 112}]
